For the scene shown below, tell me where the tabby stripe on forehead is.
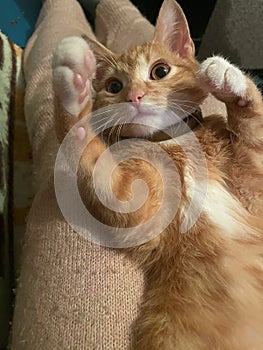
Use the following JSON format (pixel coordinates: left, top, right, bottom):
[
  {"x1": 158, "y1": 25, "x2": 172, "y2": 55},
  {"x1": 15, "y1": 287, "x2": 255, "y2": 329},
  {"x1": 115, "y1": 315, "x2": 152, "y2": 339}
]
[{"x1": 0, "y1": 35, "x2": 3, "y2": 70}]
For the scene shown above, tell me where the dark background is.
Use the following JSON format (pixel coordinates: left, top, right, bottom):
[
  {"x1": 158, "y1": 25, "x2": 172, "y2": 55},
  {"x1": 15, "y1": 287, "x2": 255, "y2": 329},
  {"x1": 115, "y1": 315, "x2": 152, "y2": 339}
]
[{"x1": 131, "y1": 0, "x2": 217, "y2": 50}]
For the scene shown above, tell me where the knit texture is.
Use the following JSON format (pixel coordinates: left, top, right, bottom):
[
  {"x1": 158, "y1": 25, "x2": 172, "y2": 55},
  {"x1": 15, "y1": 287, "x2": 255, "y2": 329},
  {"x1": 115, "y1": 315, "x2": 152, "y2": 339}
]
[
  {"x1": 11, "y1": 178, "x2": 144, "y2": 350},
  {"x1": 96, "y1": 0, "x2": 154, "y2": 53},
  {"x1": 10, "y1": 1, "x2": 145, "y2": 349}
]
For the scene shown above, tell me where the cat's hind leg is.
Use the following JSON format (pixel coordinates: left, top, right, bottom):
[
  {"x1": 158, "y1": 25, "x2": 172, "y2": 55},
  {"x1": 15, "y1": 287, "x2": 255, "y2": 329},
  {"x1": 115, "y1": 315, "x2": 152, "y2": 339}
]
[{"x1": 52, "y1": 36, "x2": 96, "y2": 141}]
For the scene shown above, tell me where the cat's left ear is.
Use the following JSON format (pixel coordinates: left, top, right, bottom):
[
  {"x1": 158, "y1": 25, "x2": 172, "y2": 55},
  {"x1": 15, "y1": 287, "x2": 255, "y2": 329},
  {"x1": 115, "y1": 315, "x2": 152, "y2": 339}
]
[{"x1": 154, "y1": 0, "x2": 195, "y2": 58}]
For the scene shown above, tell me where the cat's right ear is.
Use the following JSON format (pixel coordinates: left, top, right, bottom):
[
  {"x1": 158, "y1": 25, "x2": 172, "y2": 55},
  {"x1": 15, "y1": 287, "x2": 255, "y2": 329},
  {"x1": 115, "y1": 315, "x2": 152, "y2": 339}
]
[
  {"x1": 154, "y1": 0, "x2": 195, "y2": 58},
  {"x1": 82, "y1": 35, "x2": 116, "y2": 81}
]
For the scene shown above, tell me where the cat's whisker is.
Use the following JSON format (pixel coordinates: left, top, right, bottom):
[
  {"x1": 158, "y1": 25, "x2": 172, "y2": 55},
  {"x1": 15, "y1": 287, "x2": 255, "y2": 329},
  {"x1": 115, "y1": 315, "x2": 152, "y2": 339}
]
[
  {"x1": 179, "y1": 103, "x2": 199, "y2": 110},
  {"x1": 111, "y1": 116, "x2": 126, "y2": 144},
  {"x1": 168, "y1": 114, "x2": 184, "y2": 138},
  {"x1": 90, "y1": 107, "x2": 125, "y2": 133},
  {"x1": 176, "y1": 99, "x2": 199, "y2": 105},
  {"x1": 169, "y1": 86, "x2": 194, "y2": 94},
  {"x1": 107, "y1": 120, "x2": 118, "y2": 145},
  {"x1": 116, "y1": 123, "x2": 123, "y2": 144},
  {"x1": 91, "y1": 117, "x2": 111, "y2": 134},
  {"x1": 101, "y1": 55, "x2": 113, "y2": 67},
  {"x1": 104, "y1": 113, "x2": 119, "y2": 132},
  {"x1": 97, "y1": 52, "x2": 118, "y2": 69},
  {"x1": 169, "y1": 99, "x2": 199, "y2": 109},
  {"x1": 90, "y1": 106, "x2": 120, "y2": 119},
  {"x1": 104, "y1": 113, "x2": 122, "y2": 144},
  {"x1": 176, "y1": 103, "x2": 199, "y2": 110},
  {"x1": 168, "y1": 100, "x2": 200, "y2": 120},
  {"x1": 90, "y1": 114, "x2": 112, "y2": 128},
  {"x1": 188, "y1": 113, "x2": 204, "y2": 129},
  {"x1": 90, "y1": 116, "x2": 116, "y2": 132},
  {"x1": 168, "y1": 101, "x2": 189, "y2": 117},
  {"x1": 92, "y1": 113, "x2": 117, "y2": 136},
  {"x1": 169, "y1": 100, "x2": 204, "y2": 130}
]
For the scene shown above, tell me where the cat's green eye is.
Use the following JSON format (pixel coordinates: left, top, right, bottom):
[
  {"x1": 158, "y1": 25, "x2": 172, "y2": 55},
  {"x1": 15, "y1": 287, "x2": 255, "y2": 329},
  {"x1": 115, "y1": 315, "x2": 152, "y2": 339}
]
[
  {"x1": 106, "y1": 79, "x2": 123, "y2": 94},
  {"x1": 150, "y1": 63, "x2": 170, "y2": 80}
]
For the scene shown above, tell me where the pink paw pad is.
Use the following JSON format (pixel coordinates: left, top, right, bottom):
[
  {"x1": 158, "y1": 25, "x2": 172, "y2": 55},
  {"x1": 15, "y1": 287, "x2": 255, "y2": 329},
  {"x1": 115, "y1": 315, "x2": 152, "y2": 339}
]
[
  {"x1": 73, "y1": 73, "x2": 91, "y2": 105},
  {"x1": 78, "y1": 79, "x2": 90, "y2": 104},
  {"x1": 74, "y1": 73, "x2": 84, "y2": 89},
  {"x1": 85, "y1": 53, "x2": 96, "y2": 71},
  {"x1": 237, "y1": 99, "x2": 249, "y2": 107},
  {"x1": 53, "y1": 37, "x2": 96, "y2": 116},
  {"x1": 76, "y1": 126, "x2": 87, "y2": 140},
  {"x1": 223, "y1": 80, "x2": 233, "y2": 93}
]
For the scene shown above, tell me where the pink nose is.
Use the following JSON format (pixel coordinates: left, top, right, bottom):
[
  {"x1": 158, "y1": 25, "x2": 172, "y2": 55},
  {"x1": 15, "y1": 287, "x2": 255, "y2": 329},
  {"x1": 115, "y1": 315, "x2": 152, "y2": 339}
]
[{"x1": 127, "y1": 90, "x2": 145, "y2": 107}]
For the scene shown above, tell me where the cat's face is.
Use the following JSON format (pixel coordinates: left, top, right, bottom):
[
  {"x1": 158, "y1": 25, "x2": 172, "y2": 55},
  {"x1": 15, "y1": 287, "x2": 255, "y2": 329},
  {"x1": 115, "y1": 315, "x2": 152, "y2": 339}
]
[
  {"x1": 92, "y1": 43, "x2": 205, "y2": 138},
  {"x1": 89, "y1": 0, "x2": 207, "y2": 139}
]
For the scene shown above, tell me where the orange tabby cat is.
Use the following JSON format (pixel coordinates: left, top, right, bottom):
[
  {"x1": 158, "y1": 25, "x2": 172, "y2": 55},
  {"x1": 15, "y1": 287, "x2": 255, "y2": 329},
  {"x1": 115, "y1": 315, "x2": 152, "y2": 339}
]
[{"x1": 52, "y1": 0, "x2": 263, "y2": 348}]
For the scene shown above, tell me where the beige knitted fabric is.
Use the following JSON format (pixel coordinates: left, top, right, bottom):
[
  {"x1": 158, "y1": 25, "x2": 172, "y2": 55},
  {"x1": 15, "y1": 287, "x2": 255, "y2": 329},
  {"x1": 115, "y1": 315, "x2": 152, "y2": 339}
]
[
  {"x1": 11, "y1": 0, "x2": 225, "y2": 349},
  {"x1": 96, "y1": 0, "x2": 154, "y2": 53},
  {"x1": 11, "y1": 1, "x2": 147, "y2": 349}
]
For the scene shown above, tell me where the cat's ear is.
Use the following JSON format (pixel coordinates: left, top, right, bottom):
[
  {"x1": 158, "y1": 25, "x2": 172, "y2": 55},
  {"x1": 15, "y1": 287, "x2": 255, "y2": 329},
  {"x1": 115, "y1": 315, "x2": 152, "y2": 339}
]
[{"x1": 154, "y1": 0, "x2": 195, "y2": 58}]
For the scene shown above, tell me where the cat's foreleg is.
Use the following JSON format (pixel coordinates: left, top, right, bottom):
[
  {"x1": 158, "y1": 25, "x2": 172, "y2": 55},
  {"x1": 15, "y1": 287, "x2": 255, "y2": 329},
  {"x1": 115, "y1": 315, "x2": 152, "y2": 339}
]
[
  {"x1": 52, "y1": 36, "x2": 96, "y2": 142},
  {"x1": 198, "y1": 56, "x2": 263, "y2": 171},
  {"x1": 52, "y1": 36, "x2": 117, "y2": 192}
]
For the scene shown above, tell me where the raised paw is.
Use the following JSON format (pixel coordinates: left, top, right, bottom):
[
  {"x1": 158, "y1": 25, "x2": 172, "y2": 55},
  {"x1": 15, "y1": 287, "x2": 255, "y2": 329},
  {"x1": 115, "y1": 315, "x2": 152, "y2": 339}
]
[
  {"x1": 198, "y1": 56, "x2": 248, "y2": 106},
  {"x1": 52, "y1": 36, "x2": 96, "y2": 116}
]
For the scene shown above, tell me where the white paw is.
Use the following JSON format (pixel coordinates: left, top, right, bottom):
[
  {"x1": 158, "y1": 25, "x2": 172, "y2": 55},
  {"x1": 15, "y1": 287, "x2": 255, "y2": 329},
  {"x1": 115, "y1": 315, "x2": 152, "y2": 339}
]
[
  {"x1": 52, "y1": 36, "x2": 96, "y2": 116},
  {"x1": 198, "y1": 56, "x2": 247, "y2": 98}
]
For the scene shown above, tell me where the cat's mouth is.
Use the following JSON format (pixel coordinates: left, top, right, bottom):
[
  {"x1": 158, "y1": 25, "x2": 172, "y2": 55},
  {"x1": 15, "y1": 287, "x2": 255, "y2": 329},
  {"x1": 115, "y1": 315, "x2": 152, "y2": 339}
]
[{"x1": 119, "y1": 109, "x2": 203, "y2": 142}]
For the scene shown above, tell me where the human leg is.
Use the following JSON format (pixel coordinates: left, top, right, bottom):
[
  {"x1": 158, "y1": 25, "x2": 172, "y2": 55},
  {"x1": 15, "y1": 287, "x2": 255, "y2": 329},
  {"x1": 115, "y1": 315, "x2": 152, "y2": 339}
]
[
  {"x1": 11, "y1": 1, "x2": 144, "y2": 349},
  {"x1": 95, "y1": 0, "x2": 154, "y2": 52}
]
